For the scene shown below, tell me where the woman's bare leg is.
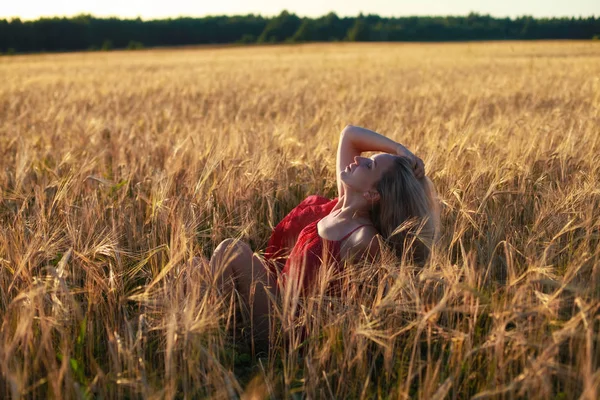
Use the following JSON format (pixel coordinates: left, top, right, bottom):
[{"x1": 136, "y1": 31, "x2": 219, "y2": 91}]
[{"x1": 208, "y1": 238, "x2": 275, "y2": 350}]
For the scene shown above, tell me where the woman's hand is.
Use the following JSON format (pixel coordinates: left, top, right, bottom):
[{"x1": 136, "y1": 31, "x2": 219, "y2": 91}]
[
  {"x1": 396, "y1": 144, "x2": 425, "y2": 179},
  {"x1": 412, "y1": 155, "x2": 425, "y2": 179}
]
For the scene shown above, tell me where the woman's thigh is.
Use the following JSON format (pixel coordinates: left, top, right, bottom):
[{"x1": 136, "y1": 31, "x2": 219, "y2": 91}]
[
  {"x1": 210, "y1": 239, "x2": 277, "y2": 301},
  {"x1": 209, "y1": 239, "x2": 278, "y2": 344}
]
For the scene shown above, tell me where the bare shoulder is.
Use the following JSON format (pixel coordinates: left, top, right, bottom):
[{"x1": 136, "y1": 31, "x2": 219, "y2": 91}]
[
  {"x1": 342, "y1": 225, "x2": 381, "y2": 261},
  {"x1": 351, "y1": 225, "x2": 379, "y2": 244}
]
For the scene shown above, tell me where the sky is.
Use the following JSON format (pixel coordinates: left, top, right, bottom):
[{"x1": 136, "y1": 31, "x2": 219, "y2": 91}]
[{"x1": 1, "y1": 0, "x2": 599, "y2": 21}]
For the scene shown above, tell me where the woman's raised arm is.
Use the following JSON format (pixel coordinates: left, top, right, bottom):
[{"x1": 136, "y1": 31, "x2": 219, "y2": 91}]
[{"x1": 335, "y1": 125, "x2": 422, "y2": 198}]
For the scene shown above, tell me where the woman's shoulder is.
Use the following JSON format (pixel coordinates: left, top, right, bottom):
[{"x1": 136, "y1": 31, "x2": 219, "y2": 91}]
[
  {"x1": 348, "y1": 224, "x2": 379, "y2": 244},
  {"x1": 341, "y1": 225, "x2": 381, "y2": 261}
]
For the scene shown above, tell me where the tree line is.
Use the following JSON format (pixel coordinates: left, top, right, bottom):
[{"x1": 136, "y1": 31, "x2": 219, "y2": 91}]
[{"x1": 1, "y1": 11, "x2": 599, "y2": 54}]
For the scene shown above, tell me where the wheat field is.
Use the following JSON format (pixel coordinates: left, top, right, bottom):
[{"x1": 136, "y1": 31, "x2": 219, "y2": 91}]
[{"x1": 0, "y1": 41, "x2": 599, "y2": 399}]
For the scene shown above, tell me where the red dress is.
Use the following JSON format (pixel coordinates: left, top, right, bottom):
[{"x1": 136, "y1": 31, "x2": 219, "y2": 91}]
[{"x1": 265, "y1": 195, "x2": 368, "y2": 290}]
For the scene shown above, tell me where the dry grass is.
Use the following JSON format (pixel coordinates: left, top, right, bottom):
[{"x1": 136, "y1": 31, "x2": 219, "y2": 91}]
[{"x1": 0, "y1": 41, "x2": 599, "y2": 399}]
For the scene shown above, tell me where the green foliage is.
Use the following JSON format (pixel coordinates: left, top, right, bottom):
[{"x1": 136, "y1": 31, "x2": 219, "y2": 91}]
[
  {"x1": 0, "y1": 13, "x2": 599, "y2": 55},
  {"x1": 346, "y1": 18, "x2": 371, "y2": 41},
  {"x1": 257, "y1": 10, "x2": 301, "y2": 43},
  {"x1": 291, "y1": 19, "x2": 316, "y2": 42},
  {"x1": 101, "y1": 40, "x2": 113, "y2": 51},
  {"x1": 237, "y1": 34, "x2": 256, "y2": 44},
  {"x1": 127, "y1": 40, "x2": 144, "y2": 50},
  {"x1": 593, "y1": 34, "x2": 600, "y2": 40}
]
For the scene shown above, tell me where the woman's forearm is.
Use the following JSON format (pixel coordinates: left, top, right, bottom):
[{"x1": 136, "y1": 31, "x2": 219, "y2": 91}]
[{"x1": 342, "y1": 125, "x2": 414, "y2": 158}]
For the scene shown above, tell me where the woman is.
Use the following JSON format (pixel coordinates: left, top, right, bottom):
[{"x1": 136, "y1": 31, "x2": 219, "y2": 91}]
[{"x1": 206, "y1": 125, "x2": 439, "y2": 340}]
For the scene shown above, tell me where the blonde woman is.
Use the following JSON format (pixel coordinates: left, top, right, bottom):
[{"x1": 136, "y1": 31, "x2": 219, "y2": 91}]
[{"x1": 206, "y1": 125, "x2": 439, "y2": 338}]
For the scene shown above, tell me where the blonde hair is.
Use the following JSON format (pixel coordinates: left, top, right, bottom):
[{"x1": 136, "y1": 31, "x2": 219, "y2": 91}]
[{"x1": 369, "y1": 156, "x2": 440, "y2": 264}]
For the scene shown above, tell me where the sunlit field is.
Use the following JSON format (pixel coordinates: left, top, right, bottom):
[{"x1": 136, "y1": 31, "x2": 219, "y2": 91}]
[{"x1": 1, "y1": 41, "x2": 599, "y2": 399}]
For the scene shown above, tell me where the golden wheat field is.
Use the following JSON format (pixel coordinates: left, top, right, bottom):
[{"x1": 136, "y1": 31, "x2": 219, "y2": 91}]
[{"x1": 0, "y1": 41, "x2": 599, "y2": 399}]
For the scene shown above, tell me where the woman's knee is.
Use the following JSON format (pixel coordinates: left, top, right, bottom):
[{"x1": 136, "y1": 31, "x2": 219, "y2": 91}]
[
  {"x1": 211, "y1": 238, "x2": 252, "y2": 273},
  {"x1": 213, "y1": 238, "x2": 251, "y2": 259}
]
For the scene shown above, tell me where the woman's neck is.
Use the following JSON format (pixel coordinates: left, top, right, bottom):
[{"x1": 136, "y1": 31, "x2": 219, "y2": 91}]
[{"x1": 338, "y1": 192, "x2": 371, "y2": 220}]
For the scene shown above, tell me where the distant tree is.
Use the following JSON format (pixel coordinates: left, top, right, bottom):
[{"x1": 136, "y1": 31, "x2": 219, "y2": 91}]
[
  {"x1": 0, "y1": 13, "x2": 599, "y2": 54},
  {"x1": 257, "y1": 10, "x2": 301, "y2": 43},
  {"x1": 291, "y1": 19, "x2": 317, "y2": 42},
  {"x1": 237, "y1": 34, "x2": 257, "y2": 44},
  {"x1": 127, "y1": 40, "x2": 144, "y2": 50},
  {"x1": 296, "y1": 12, "x2": 349, "y2": 42},
  {"x1": 346, "y1": 18, "x2": 371, "y2": 41},
  {"x1": 101, "y1": 39, "x2": 113, "y2": 51}
]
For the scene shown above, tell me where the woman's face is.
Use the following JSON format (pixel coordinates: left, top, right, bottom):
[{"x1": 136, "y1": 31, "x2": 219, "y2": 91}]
[{"x1": 340, "y1": 153, "x2": 396, "y2": 194}]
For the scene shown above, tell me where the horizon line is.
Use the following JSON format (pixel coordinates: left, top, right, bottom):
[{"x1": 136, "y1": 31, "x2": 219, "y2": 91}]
[{"x1": 2, "y1": 10, "x2": 598, "y2": 22}]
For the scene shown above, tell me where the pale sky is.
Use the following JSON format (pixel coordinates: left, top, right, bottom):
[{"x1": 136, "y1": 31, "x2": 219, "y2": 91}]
[{"x1": 1, "y1": 0, "x2": 598, "y2": 20}]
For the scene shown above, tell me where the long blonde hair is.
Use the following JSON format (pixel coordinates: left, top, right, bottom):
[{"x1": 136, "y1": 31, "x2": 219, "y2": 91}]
[{"x1": 369, "y1": 156, "x2": 440, "y2": 264}]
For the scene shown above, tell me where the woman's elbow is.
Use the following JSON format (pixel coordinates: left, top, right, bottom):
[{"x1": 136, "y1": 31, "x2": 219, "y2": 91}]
[{"x1": 341, "y1": 124, "x2": 355, "y2": 135}]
